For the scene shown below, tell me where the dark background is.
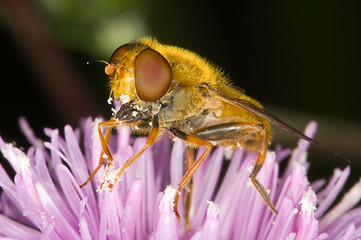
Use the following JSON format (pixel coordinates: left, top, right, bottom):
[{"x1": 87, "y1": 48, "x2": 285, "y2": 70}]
[{"x1": 1, "y1": 1, "x2": 360, "y2": 187}]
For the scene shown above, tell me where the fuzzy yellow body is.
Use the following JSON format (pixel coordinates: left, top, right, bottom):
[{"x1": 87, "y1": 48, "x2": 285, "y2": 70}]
[
  {"x1": 82, "y1": 37, "x2": 343, "y2": 218},
  {"x1": 108, "y1": 37, "x2": 272, "y2": 150},
  {"x1": 80, "y1": 37, "x2": 283, "y2": 218}
]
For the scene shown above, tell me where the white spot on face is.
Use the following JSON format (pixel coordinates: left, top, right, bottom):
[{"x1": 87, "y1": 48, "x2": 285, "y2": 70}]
[{"x1": 120, "y1": 94, "x2": 130, "y2": 104}]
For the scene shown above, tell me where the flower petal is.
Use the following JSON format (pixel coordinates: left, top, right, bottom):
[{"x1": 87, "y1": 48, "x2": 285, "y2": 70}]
[
  {"x1": 295, "y1": 189, "x2": 319, "y2": 240},
  {"x1": 316, "y1": 166, "x2": 350, "y2": 220},
  {"x1": 191, "y1": 201, "x2": 220, "y2": 240},
  {"x1": 122, "y1": 179, "x2": 144, "y2": 239},
  {"x1": 153, "y1": 186, "x2": 179, "y2": 240},
  {"x1": 192, "y1": 147, "x2": 224, "y2": 229},
  {"x1": 0, "y1": 214, "x2": 41, "y2": 240}
]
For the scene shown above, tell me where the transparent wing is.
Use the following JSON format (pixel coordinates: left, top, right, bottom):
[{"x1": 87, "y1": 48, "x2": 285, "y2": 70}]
[{"x1": 202, "y1": 83, "x2": 350, "y2": 164}]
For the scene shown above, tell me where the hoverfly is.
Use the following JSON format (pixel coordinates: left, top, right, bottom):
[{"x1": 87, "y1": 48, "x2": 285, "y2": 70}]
[{"x1": 80, "y1": 37, "x2": 349, "y2": 219}]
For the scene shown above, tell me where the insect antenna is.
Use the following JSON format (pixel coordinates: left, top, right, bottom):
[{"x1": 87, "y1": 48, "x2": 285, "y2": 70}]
[
  {"x1": 87, "y1": 60, "x2": 110, "y2": 65},
  {"x1": 87, "y1": 60, "x2": 116, "y2": 75}
]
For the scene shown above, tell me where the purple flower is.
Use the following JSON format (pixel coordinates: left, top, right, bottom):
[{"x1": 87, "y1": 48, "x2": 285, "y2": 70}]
[{"x1": 0, "y1": 118, "x2": 360, "y2": 239}]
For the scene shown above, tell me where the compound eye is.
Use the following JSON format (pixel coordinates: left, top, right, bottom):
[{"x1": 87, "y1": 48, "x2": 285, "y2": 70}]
[
  {"x1": 135, "y1": 49, "x2": 172, "y2": 102},
  {"x1": 110, "y1": 43, "x2": 135, "y2": 63}
]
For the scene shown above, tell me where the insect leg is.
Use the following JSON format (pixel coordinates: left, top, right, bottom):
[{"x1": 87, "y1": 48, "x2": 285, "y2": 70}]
[
  {"x1": 249, "y1": 127, "x2": 278, "y2": 214},
  {"x1": 108, "y1": 116, "x2": 160, "y2": 188},
  {"x1": 184, "y1": 146, "x2": 194, "y2": 231},
  {"x1": 80, "y1": 119, "x2": 119, "y2": 188},
  {"x1": 170, "y1": 128, "x2": 213, "y2": 220},
  {"x1": 193, "y1": 121, "x2": 277, "y2": 214}
]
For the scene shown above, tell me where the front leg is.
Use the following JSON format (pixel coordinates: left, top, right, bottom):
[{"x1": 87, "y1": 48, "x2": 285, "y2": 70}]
[
  {"x1": 80, "y1": 119, "x2": 119, "y2": 188},
  {"x1": 100, "y1": 116, "x2": 161, "y2": 190}
]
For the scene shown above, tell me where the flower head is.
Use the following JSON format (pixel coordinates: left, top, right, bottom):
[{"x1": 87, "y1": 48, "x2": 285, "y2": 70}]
[{"x1": 0, "y1": 118, "x2": 360, "y2": 239}]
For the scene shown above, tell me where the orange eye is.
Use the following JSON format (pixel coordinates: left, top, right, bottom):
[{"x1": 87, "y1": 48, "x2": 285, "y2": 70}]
[{"x1": 134, "y1": 49, "x2": 172, "y2": 102}]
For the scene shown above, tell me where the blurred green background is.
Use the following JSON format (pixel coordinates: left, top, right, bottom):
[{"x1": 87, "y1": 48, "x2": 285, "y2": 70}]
[{"x1": 0, "y1": 1, "x2": 360, "y2": 185}]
